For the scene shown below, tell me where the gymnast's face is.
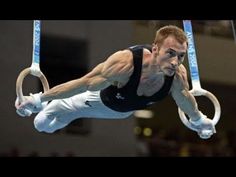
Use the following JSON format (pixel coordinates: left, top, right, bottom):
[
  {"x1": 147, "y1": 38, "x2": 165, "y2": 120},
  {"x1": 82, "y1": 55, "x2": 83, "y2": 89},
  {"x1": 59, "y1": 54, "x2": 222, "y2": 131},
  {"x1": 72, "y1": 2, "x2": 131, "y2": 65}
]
[{"x1": 153, "y1": 35, "x2": 187, "y2": 76}]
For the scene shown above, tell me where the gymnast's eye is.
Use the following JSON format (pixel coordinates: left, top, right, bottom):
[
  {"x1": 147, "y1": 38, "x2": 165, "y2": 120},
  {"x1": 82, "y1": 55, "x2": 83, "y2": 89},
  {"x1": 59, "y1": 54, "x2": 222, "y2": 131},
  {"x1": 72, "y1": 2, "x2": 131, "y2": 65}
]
[
  {"x1": 179, "y1": 54, "x2": 185, "y2": 58},
  {"x1": 167, "y1": 50, "x2": 175, "y2": 56}
]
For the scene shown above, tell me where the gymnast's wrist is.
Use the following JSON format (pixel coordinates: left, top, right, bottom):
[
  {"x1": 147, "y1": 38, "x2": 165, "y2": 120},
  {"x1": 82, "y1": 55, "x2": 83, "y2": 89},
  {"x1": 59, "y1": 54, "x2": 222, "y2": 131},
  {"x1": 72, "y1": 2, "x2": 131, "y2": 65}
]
[
  {"x1": 190, "y1": 111, "x2": 205, "y2": 126},
  {"x1": 28, "y1": 92, "x2": 42, "y2": 109}
]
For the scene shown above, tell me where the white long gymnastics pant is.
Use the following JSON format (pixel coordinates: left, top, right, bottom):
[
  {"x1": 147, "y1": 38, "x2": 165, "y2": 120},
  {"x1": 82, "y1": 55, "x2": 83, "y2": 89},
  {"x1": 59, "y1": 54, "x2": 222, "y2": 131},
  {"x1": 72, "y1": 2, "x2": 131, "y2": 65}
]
[{"x1": 33, "y1": 91, "x2": 133, "y2": 133}]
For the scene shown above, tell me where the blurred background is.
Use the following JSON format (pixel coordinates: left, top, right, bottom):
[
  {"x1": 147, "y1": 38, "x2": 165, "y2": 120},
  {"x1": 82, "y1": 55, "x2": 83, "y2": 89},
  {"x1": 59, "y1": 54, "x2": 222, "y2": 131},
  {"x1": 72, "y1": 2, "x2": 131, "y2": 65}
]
[{"x1": 0, "y1": 20, "x2": 235, "y2": 157}]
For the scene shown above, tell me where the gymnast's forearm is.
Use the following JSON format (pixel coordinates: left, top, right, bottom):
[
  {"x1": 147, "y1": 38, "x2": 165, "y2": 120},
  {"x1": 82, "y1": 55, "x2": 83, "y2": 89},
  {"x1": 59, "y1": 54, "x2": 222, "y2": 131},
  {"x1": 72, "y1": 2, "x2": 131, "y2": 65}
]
[
  {"x1": 40, "y1": 78, "x2": 87, "y2": 102},
  {"x1": 173, "y1": 89, "x2": 202, "y2": 121}
]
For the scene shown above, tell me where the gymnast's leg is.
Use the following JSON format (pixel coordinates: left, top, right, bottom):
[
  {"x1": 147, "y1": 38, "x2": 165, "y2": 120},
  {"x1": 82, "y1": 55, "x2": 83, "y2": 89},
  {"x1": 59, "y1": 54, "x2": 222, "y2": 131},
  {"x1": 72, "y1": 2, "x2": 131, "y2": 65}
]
[{"x1": 33, "y1": 91, "x2": 133, "y2": 133}]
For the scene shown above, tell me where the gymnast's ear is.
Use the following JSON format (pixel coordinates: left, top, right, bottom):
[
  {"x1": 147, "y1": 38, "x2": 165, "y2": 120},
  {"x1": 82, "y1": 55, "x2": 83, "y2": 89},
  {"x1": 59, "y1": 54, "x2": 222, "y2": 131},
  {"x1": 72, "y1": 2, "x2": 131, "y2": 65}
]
[
  {"x1": 152, "y1": 43, "x2": 159, "y2": 56},
  {"x1": 152, "y1": 43, "x2": 159, "y2": 51}
]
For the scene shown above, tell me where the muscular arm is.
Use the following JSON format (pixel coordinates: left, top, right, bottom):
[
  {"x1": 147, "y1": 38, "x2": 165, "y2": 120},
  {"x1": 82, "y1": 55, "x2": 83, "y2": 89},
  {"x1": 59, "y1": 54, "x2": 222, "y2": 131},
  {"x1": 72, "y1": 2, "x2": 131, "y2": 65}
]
[
  {"x1": 170, "y1": 65, "x2": 201, "y2": 121},
  {"x1": 40, "y1": 50, "x2": 133, "y2": 102}
]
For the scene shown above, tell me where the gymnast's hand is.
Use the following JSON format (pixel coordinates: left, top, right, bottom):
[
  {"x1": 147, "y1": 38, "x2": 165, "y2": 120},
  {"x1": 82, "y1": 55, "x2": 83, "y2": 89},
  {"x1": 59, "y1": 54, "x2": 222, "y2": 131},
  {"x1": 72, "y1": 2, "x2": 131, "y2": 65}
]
[
  {"x1": 189, "y1": 112, "x2": 216, "y2": 139},
  {"x1": 15, "y1": 92, "x2": 46, "y2": 117}
]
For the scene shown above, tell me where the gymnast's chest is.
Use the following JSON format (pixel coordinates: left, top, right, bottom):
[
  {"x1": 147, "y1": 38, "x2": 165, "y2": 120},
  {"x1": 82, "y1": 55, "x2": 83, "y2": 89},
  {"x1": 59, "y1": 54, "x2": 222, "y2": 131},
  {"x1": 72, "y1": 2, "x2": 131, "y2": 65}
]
[{"x1": 137, "y1": 73, "x2": 165, "y2": 97}]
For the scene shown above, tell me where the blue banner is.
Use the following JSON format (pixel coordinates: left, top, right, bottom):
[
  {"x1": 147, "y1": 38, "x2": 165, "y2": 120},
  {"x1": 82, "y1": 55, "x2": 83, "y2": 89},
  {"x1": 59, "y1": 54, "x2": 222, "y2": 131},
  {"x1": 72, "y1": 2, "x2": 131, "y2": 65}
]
[
  {"x1": 183, "y1": 20, "x2": 200, "y2": 82},
  {"x1": 33, "y1": 20, "x2": 41, "y2": 64}
]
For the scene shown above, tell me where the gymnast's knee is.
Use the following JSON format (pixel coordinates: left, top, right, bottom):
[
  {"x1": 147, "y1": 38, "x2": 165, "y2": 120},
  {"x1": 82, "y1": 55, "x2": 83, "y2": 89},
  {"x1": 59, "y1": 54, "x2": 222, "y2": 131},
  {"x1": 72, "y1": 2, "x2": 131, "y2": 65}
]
[
  {"x1": 34, "y1": 112, "x2": 68, "y2": 133},
  {"x1": 33, "y1": 112, "x2": 54, "y2": 133}
]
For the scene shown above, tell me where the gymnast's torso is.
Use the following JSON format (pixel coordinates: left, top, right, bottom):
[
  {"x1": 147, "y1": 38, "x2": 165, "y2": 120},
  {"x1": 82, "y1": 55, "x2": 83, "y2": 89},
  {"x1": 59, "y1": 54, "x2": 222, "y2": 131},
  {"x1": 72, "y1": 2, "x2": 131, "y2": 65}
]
[{"x1": 100, "y1": 45, "x2": 175, "y2": 112}]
